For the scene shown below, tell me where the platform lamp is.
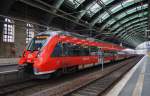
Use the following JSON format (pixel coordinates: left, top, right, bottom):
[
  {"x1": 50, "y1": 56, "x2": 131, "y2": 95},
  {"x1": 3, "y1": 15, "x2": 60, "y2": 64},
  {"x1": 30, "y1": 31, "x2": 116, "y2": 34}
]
[{"x1": 97, "y1": 47, "x2": 104, "y2": 71}]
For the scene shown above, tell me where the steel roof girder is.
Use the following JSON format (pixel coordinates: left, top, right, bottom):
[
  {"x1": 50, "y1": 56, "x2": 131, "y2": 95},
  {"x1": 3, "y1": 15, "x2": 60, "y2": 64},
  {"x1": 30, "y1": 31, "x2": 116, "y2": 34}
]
[
  {"x1": 75, "y1": 0, "x2": 95, "y2": 21},
  {"x1": 101, "y1": 9, "x2": 148, "y2": 30},
  {"x1": 112, "y1": 18, "x2": 148, "y2": 32},
  {"x1": 115, "y1": 21, "x2": 148, "y2": 36},
  {"x1": 111, "y1": 16, "x2": 148, "y2": 31},
  {"x1": 117, "y1": 24, "x2": 148, "y2": 37}
]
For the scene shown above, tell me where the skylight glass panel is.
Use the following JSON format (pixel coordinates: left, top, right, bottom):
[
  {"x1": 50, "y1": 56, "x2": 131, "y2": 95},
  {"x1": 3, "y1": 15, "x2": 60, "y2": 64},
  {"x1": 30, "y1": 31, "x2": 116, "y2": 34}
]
[
  {"x1": 106, "y1": 19, "x2": 116, "y2": 25},
  {"x1": 116, "y1": 13, "x2": 126, "y2": 19},
  {"x1": 120, "y1": 11, "x2": 147, "y2": 24},
  {"x1": 141, "y1": 17, "x2": 148, "y2": 20},
  {"x1": 126, "y1": 22, "x2": 134, "y2": 26},
  {"x1": 122, "y1": 0, "x2": 134, "y2": 8},
  {"x1": 114, "y1": 17, "x2": 147, "y2": 32},
  {"x1": 101, "y1": 0, "x2": 114, "y2": 5},
  {"x1": 138, "y1": 13, "x2": 145, "y2": 17},
  {"x1": 97, "y1": 18, "x2": 103, "y2": 23},
  {"x1": 140, "y1": 22, "x2": 147, "y2": 25},
  {"x1": 101, "y1": 19, "x2": 116, "y2": 30},
  {"x1": 129, "y1": 27, "x2": 141, "y2": 32},
  {"x1": 126, "y1": 18, "x2": 147, "y2": 26},
  {"x1": 116, "y1": 24, "x2": 148, "y2": 34},
  {"x1": 68, "y1": 0, "x2": 85, "y2": 8},
  {"x1": 112, "y1": 24, "x2": 120, "y2": 30},
  {"x1": 127, "y1": 20, "x2": 145, "y2": 26},
  {"x1": 101, "y1": 19, "x2": 115, "y2": 31},
  {"x1": 87, "y1": 2, "x2": 102, "y2": 17},
  {"x1": 127, "y1": 4, "x2": 148, "y2": 14},
  {"x1": 101, "y1": 12, "x2": 109, "y2": 20},
  {"x1": 115, "y1": 27, "x2": 125, "y2": 34},
  {"x1": 114, "y1": 27, "x2": 123, "y2": 34},
  {"x1": 126, "y1": 22, "x2": 147, "y2": 31},
  {"x1": 129, "y1": 28, "x2": 145, "y2": 33},
  {"x1": 127, "y1": 8, "x2": 136, "y2": 14},
  {"x1": 126, "y1": 21, "x2": 137, "y2": 27},
  {"x1": 129, "y1": 14, "x2": 139, "y2": 19},
  {"x1": 121, "y1": 18, "x2": 129, "y2": 24},
  {"x1": 143, "y1": 12, "x2": 148, "y2": 15},
  {"x1": 110, "y1": 0, "x2": 137, "y2": 14},
  {"x1": 136, "y1": 6, "x2": 142, "y2": 10},
  {"x1": 143, "y1": 4, "x2": 148, "y2": 8},
  {"x1": 121, "y1": 14, "x2": 147, "y2": 24},
  {"x1": 111, "y1": 4, "x2": 122, "y2": 13}
]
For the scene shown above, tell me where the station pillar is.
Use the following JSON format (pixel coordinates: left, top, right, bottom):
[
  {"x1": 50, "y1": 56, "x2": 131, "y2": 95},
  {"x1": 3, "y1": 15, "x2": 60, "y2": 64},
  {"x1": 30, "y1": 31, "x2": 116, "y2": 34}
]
[
  {"x1": 148, "y1": 0, "x2": 150, "y2": 30},
  {"x1": 0, "y1": 17, "x2": 4, "y2": 57}
]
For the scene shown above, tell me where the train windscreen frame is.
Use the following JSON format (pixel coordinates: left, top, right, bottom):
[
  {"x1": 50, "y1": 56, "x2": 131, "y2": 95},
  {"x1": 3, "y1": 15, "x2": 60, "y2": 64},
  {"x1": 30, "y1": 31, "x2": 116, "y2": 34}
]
[{"x1": 26, "y1": 35, "x2": 50, "y2": 51}]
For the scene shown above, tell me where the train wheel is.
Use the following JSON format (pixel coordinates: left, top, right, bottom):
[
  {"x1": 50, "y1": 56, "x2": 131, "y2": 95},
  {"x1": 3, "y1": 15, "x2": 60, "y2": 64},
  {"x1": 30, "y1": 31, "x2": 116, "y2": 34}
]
[
  {"x1": 73, "y1": 66, "x2": 79, "y2": 72},
  {"x1": 66, "y1": 66, "x2": 79, "y2": 73},
  {"x1": 52, "y1": 69, "x2": 63, "y2": 77}
]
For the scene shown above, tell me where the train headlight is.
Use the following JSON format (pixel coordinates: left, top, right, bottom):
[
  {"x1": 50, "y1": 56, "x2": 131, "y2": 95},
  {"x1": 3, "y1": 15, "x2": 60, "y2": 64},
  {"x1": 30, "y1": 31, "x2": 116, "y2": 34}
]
[
  {"x1": 37, "y1": 53, "x2": 40, "y2": 57},
  {"x1": 37, "y1": 50, "x2": 41, "y2": 57},
  {"x1": 22, "y1": 51, "x2": 26, "y2": 57}
]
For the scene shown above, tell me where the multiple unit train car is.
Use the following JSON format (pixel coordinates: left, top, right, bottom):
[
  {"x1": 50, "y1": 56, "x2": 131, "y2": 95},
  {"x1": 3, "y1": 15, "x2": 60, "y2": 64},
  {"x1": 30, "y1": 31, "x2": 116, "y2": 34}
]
[{"x1": 18, "y1": 31, "x2": 129, "y2": 76}]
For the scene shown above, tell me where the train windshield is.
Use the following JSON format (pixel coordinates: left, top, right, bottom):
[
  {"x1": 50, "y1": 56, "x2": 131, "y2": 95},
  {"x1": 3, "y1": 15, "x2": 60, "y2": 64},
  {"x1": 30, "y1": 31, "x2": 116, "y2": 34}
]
[{"x1": 27, "y1": 35, "x2": 49, "y2": 51}]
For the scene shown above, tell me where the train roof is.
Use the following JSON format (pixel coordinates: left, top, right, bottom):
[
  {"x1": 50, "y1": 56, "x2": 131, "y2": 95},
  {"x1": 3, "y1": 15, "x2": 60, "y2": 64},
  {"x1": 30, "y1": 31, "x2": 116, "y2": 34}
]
[
  {"x1": 37, "y1": 31, "x2": 111, "y2": 43},
  {"x1": 36, "y1": 31, "x2": 124, "y2": 50},
  {"x1": 58, "y1": 31, "x2": 122, "y2": 47}
]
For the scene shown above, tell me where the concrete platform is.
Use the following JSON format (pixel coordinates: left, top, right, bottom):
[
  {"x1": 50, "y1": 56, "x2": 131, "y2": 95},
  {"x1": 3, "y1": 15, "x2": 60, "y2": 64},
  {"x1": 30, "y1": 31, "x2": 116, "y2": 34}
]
[
  {"x1": 106, "y1": 55, "x2": 149, "y2": 96},
  {"x1": 0, "y1": 58, "x2": 19, "y2": 73},
  {"x1": 0, "y1": 58, "x2": 19, "y2": 65}
]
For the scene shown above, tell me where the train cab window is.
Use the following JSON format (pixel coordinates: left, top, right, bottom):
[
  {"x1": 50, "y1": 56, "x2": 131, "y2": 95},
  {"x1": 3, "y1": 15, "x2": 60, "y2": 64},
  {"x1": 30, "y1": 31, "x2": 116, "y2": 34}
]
[
  {"x1": 27, "y1": 35, "x2": 49, "y2": 51},
  {"x1": 51, "y1": 43, "x2": 63, "y2": 57}
]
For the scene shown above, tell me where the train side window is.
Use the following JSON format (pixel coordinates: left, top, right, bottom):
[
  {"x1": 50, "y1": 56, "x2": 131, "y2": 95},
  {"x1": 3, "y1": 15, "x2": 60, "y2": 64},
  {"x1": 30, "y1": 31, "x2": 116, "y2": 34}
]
[
  {"x1": 67, "y1": 44, "x2": 80, "y2": 56},
  {"x1": 90, "y1": 46, "x2": 98, "y2": 55},
  {"x1": 83, "y1": 47, "x2": 90, "y2": 56},
  {"x1": 62, "y1": 43, "x2": 69, "y2": 56},
  {"x1": 103, "y1": 50, "x2": 114, "y2": 57},
  {"x1": 80, "y1": 46, "x2": 85, "y2": 56},
  {"x1": 51, "y1": 42, "x2": 63, "y2": 57},
  {"x1": 78, "y1": 45, "x2": 90, "y2": 56},
  {"x1": 73, "y1": 45, "x2": 81, "y2": 56}
]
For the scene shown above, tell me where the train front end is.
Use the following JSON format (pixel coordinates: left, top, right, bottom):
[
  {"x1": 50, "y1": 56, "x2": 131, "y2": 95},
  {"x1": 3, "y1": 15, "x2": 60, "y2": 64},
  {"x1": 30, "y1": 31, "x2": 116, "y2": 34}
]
[{"x1": 18, "y1": 32, "x2": 56, "y2": 75}]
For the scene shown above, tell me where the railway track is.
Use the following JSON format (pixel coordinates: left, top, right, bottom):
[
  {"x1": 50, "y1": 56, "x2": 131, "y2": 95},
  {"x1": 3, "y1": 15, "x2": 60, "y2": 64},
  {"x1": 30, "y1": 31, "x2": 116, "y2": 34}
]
[
  {"x1": 65, "y1": 58, "x2": 139, "y2": 96},
  {"x1": 0, "y1": 56, "x2": 142, "y2": 96},
  {"x1": 31, "y1": 57, "x2": 142, "y2": 96}
]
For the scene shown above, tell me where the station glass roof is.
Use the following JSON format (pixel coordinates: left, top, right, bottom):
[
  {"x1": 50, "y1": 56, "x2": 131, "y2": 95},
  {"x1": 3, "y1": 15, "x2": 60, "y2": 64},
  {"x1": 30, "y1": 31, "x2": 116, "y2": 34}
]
[{"x1": 60, "y1": 0, "x2": 148, "y2": 47}]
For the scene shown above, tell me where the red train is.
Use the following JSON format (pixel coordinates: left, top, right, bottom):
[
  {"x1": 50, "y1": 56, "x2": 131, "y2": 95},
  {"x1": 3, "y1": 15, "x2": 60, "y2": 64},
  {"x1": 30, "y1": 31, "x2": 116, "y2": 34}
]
[{"x1": 18, "y1": 31, "x2": 128, "y2": 76}]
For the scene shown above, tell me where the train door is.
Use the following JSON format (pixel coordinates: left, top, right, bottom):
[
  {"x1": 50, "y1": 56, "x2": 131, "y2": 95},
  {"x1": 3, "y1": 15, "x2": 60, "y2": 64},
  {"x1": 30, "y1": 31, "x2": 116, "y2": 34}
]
[
  {"x1": 51, "y1": 42, "x2": 63, "y2": 68},
  {"x1": 61, "y1": 42, "x2": 81, "y2": 72},
  {"x1": 61, "y1": 43, "x2": 76, "y2": 68},
  {"x1": 90, "y1": 46, "x2": 100, "y2": 65},
  {"x1": 98, "y1": 48, "x2": 104, "y2": 70},
  {"x1": 61, "y1": 42, "x2": 68, "y2": 68}
]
